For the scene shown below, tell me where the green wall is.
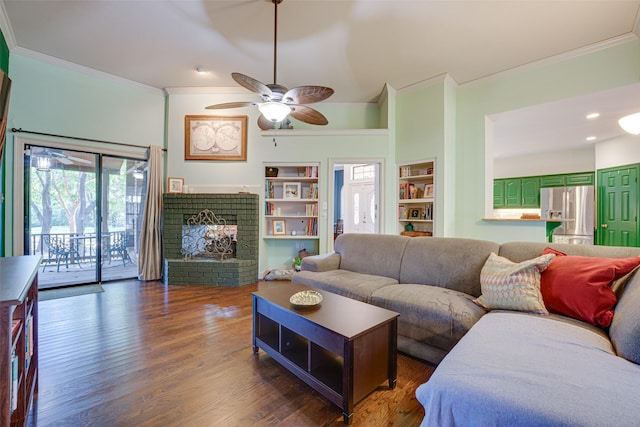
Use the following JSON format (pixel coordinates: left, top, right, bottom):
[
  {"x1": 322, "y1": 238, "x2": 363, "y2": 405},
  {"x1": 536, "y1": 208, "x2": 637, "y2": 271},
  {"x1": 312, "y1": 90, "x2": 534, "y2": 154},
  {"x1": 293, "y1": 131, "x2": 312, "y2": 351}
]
[
  {"x1": 165, "y1": 91, "x2": 393, "y2": 273},
  {"x1": 0, "y1": 29, "x2": 8, "y2": 256},
  {"x1": 454, "y1": 39, "x2": 640, "y2": 243},
  {"x1": 4, "y1": 52, "x2": 166, "y2": 255}
]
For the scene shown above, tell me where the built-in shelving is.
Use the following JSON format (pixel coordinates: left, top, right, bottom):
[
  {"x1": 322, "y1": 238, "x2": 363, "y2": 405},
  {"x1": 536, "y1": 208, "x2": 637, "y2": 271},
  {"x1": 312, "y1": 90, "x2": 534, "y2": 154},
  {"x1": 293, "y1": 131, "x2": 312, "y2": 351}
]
[
  {"x1": 1, "y1": 255, "x2": 40, "y2": 427},
  {"x1": 397, "y1": 159, "x2": 436, "y2": 236}
]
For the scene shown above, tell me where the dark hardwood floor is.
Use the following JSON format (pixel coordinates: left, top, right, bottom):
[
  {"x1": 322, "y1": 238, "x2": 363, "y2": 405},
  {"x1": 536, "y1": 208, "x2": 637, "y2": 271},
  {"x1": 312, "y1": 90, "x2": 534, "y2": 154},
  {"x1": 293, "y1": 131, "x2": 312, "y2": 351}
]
[{"x1": 28, "y1": 280, "x2": 434, "y2": 426}]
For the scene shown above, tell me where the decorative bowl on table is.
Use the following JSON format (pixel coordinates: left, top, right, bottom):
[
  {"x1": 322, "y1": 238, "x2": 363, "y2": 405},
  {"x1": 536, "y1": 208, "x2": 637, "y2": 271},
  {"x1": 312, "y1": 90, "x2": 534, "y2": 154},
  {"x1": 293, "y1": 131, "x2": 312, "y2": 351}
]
[{"x1": 290, "y1": 290, "x2": 323, "y2": 309}]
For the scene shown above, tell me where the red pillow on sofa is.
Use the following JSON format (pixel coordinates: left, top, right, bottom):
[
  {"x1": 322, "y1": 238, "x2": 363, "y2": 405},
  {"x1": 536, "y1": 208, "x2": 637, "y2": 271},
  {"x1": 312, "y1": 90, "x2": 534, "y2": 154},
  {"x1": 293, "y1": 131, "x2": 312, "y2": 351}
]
[{"x1": 540, "y1": 247, "x2": 640, "y2": 327}]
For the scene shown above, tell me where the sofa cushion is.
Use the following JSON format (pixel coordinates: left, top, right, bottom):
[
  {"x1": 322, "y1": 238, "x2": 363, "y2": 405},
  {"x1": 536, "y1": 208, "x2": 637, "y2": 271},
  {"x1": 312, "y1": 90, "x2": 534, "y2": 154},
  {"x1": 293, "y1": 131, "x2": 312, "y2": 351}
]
[
  {"x1": 370, "y1": 284, "x2": 485, "y2": 354},
  {"x1": 474, "y1": 252, "x2": 554, "y2": 314},
  {"x1": 499, "y1": 241, "x2": 640, "y2": 262},
  {"x1": 416, "y1": 311, "x2": 640, "y2": 427},
  {"x1": 291, "y1": 270, "x2": 398, "y2": 303},
  {"x1": 540, "y1": 247, "x2": 640, "y2": 327},
  {"x1": 610, "y1": 270, "x2": 640, "y2": 364},
  {"x1": 334, "y1": 233, "x2": 410, "y2": 281},
  {"x1": 399, "y1": 237, "x2": 500, "y2": 297}
]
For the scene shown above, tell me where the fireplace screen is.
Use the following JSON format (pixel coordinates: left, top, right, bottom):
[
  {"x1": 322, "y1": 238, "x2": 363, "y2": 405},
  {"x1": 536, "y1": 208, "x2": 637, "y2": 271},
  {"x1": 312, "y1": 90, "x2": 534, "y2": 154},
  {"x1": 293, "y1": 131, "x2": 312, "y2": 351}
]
[{"x1": 182, "y1": 209, "x2": 237, "y2": 260}]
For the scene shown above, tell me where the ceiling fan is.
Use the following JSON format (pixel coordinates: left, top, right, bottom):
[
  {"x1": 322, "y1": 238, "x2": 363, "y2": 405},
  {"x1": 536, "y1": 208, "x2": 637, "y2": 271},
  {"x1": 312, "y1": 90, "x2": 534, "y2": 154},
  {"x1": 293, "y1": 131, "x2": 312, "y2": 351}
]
[
  {"x1": 33, "y1": 147, "x2": 92, "y2": 171},
  {"x1": 206, "y1": 0, "x2": 334, "y2": 130}
]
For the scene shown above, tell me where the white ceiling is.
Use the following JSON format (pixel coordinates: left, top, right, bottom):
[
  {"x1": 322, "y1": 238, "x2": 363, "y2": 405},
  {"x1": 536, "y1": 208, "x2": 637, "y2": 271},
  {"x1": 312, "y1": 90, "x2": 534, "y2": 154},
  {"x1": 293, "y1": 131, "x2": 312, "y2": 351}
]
[{"x1": 2, "y1": 0, "x2": 640, "y2": 155}]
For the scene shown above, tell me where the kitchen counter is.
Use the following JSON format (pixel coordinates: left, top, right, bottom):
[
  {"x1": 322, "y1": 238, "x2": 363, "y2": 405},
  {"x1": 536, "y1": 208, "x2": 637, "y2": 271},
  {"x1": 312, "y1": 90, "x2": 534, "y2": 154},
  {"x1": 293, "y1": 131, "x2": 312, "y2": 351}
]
[
  {"x1": 482, "y1": 218, "x2": 571, "y2": 222},
  {"x1": 482, "y1": 217, "x2": 570, "y2": 242}
]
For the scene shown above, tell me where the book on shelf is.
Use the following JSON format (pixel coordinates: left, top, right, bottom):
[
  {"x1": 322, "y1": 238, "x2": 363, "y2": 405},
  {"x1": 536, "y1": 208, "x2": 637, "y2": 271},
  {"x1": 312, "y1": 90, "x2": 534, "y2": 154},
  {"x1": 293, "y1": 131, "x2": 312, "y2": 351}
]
[
  {"x1": 11, "y1": 319, "x2": 21, "y2": 339},
  {"x1": 305, "y1": 204, "x2": 318, "y2": 216},
  {"x1": 306, "y1": 218, "x2": 318, "y2": 235},
  {"x1": 265, "y1": 180, "x2": 275, "y2": 198},
  {"x1": 11, "y1": 351, "x2": 17, "y2": 412},
  {"x1": 305, "y1": 183, "x2": 318, "y2": 199}
]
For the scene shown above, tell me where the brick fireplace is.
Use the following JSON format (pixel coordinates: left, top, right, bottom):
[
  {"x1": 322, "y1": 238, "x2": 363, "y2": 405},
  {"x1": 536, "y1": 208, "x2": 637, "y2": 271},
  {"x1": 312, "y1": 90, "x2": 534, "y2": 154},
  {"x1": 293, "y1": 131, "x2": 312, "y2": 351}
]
[{"x1": 163, "y1": 193, "x2": 259, "y2": 286}]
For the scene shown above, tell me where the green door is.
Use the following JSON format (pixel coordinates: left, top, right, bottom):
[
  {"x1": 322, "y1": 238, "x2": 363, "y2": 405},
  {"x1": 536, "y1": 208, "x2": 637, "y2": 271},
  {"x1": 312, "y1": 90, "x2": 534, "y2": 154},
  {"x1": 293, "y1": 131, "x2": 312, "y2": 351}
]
[{"x1": 598, "y1": 166, "x2": 639, "y2": 247}]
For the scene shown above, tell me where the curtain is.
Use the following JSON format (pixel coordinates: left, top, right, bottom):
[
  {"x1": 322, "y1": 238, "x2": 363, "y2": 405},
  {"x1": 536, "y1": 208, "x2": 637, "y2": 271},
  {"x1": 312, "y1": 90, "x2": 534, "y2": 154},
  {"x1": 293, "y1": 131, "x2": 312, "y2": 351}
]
[{"x1": 138, "y1": 145, "x2": 164, "y2": 280}]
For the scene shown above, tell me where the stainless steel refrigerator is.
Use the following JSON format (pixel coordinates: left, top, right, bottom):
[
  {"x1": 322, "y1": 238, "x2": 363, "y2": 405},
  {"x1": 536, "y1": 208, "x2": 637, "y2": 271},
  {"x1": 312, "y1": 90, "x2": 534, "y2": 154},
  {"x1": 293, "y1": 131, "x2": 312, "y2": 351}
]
[{"x1": 540, "y1": 185, "x2": 595, "y2": 244}]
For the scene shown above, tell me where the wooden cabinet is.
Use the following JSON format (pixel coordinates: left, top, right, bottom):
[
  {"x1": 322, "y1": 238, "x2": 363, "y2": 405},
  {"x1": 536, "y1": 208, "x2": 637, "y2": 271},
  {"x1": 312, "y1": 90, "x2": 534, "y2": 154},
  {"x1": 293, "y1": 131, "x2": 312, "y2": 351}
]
[
  {"x1": 1, "y1": 256, "x2": 40, "y2": 427},
  {"x1": 504, "y1": 178, "x2": 522, "y2": 207},
  {"x1": 397, "y1": 159, "x2": 435, "y2": 235},
  {"x1": 495, "y1": 173, "x2": 594, "y2": 208},
  {"x1": 493, "y1": 180, "x2": 505, "y2": 208},
  {"x1": 521, "y1": 177, "x2": 540, "y2": 207},
  {"x1": 565, "y1": 172, "x2": 594, "y2": 186},
  {"x1": 539, "y1": 175, "x2": 566, "y2": 188},
  {"x1": 539, "y1": 172, "x2": 595, "y2": 188}
]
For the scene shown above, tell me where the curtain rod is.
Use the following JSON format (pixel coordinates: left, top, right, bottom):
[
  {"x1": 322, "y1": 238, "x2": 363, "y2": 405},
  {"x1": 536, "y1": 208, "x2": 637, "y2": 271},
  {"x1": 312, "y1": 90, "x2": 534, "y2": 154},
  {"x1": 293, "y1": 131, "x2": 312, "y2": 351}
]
[{"x1": 10, "y1": 127, "x2": 167, "y2": 152}]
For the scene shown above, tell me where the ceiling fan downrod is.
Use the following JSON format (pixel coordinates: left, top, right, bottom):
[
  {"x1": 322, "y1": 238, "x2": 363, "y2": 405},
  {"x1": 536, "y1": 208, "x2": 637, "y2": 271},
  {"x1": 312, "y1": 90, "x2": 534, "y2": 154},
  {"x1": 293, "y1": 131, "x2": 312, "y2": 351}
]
[{"x1": 272, "y1": 0, "x2": 283, "y2": 85}]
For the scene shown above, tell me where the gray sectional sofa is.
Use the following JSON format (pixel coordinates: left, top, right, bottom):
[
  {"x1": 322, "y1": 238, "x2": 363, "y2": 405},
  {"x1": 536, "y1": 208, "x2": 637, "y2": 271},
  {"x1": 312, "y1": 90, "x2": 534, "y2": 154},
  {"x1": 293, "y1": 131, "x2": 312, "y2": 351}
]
[{"x1": 292, "y1": 233, "x2": 640, "y2": 426}]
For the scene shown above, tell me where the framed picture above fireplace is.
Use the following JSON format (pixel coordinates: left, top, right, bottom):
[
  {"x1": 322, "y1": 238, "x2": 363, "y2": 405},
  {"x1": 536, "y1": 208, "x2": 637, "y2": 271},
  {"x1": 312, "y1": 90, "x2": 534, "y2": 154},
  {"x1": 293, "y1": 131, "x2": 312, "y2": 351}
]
[{"x1": 184, "y1": 115, "x2": 247, "y2": 161}]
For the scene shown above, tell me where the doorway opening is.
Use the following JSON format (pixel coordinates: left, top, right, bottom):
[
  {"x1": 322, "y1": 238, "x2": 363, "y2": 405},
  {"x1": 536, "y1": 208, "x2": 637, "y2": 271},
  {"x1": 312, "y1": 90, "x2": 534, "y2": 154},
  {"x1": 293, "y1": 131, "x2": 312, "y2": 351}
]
[
  {"x1": 22, "y1": 143, "x2": 147, "y2": 289},
  {"x1": 329, "y1": 159, "x2": 383, "y2": 251}
]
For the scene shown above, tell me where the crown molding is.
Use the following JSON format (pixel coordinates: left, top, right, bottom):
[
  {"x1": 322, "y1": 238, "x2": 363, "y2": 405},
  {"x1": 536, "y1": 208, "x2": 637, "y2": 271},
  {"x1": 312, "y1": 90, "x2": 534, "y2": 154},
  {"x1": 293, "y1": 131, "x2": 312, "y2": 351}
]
[
  {"x1": 0, "y1": 2, "x2": 16, "y2": 49},
  {"x1": 260, "y1": 128, "x2": 388, "y2": 137},
  {"x1": 164, "y1": 86, "x2": 251, "y2": 95},
  {"x1": 11, "y1": 47, "x2": 165, "y2": 96},
  {"x1": 460, "y1": 33, "x2": 639, "y2": 89}
]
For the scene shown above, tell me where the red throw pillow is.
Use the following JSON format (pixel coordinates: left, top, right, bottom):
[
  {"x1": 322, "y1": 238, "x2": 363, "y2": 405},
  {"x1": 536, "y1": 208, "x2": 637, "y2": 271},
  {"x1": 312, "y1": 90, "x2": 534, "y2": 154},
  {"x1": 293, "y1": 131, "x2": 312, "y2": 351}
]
[{"x1": 540, "y1": 247, "x2": 640, "y2": 327}]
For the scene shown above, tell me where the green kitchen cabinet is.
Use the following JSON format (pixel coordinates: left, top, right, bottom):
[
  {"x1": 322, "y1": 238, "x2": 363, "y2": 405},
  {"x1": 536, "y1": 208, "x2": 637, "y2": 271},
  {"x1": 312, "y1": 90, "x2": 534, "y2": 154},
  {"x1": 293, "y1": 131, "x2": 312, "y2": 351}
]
[
  {"x1": 539, "y1": 175, "x2": 565, "y2": 188},
  {"x1": 565, "y1": 172, "x2": 594, "y2": 186},
  {"x1": 504, "y1": 179, "x2": 522, "y2": 207},
  {"x1": 521, "y1": 177, "x2": 540, "y2": 207},
  {"x1": 493, "y1": 180, "x2": 505, "y2": 208},
  {"x1": 539, "y1": 172, "x2": 594, "y2": 188}
]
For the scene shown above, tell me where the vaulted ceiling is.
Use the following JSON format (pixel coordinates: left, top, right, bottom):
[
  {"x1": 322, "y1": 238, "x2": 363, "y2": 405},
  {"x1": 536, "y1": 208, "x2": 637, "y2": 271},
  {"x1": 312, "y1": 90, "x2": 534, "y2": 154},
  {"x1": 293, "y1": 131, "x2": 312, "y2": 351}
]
[{"x1": 2, "y1": 0, "x2": 640, "y2": 155}]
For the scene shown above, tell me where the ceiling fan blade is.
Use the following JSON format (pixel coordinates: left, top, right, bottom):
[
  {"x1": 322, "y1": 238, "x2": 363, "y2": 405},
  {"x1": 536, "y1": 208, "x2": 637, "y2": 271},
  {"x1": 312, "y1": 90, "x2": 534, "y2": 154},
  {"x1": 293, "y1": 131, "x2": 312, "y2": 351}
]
[
  {"x1": 258, "y1": 114, "x2": 275, "y2": 130},
  {"x1": 232, "y1": 73, "x2": 273, "y2": 100},
  {"x1": 283, "y1": 86, "x2": 334, "y2": 105},
  {"x1": 290, "y1": 105, "x2": 329, "y2": 126},
  {"x1": 66, "y1": 155, "x2": 92, "y2": 165},
  {"x1": 205, "y1": 101, "x2": 256, "y2": 110},
  {"x1": 55, "y1": 156, "x2": 73, "y2": 165}
]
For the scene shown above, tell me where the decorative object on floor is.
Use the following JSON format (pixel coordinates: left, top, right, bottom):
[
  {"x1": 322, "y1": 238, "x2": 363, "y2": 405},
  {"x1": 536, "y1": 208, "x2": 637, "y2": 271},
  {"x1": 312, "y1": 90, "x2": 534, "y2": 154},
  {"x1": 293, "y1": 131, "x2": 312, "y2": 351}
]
[
  {"x1": 184, "y1": 115, "x2": 247, "y2": 161},
  {"x1": 205, "y1": 0, "x2": 333, "y2": 130},
  {"x1": 39, "y1": 284, "x2": 104, "y2": 301},
  {"x1": 289, "y1": 289, "x2": 323, "y2": 308},
  {"x1": 167, "y1": 177, "x2": 184, "y2": 193}
]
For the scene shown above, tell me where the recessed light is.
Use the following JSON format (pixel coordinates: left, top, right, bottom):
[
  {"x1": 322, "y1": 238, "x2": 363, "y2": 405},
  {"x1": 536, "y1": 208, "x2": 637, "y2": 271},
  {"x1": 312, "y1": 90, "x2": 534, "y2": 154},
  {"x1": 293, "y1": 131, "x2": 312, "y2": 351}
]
[
  {"x1": 586, "y1": 136, "x2": 597, "y2": 141},
  {"x1": 585, "y1": 112, "x2": 600, "y2": 119},
  {"x1": 195, "y1": 66, "x2": 207, "y2": 74}
]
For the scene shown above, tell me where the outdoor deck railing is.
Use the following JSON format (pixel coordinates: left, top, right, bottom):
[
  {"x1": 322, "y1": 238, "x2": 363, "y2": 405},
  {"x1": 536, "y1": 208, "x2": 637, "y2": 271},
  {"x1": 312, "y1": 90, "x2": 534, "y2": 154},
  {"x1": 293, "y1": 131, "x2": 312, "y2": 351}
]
[{"x1": 32, "y1": 231, "x2": 131, "y2": 269}]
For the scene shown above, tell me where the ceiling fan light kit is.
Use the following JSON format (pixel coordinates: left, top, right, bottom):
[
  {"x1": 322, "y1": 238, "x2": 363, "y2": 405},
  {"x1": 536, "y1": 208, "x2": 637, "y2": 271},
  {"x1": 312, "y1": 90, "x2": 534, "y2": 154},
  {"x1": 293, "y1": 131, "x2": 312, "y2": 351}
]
[
  {"x1": 618, "y1": 112, "x2": 640, "y2": 135},
  {"x1": 258, "y1": 101, "x2": 292, "y2": 123},
  {"x1": 205, "y1": 0, "x2": 333, "y2": 130}
]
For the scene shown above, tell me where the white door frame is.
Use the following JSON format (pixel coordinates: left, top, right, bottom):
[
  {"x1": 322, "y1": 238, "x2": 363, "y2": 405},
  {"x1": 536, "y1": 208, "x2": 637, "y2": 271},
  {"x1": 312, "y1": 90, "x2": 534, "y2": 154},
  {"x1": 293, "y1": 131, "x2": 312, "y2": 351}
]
[{"x1": 327, "y1": 158, "x2": 385, "y2": 253}]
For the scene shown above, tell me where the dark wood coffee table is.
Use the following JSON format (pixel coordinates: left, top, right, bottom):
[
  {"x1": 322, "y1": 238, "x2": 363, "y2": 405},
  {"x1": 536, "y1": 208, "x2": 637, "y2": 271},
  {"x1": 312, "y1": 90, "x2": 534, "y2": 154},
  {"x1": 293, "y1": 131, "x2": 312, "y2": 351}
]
[{"x1": 252, "y1": 283, "x2": 399, "y2": 424}]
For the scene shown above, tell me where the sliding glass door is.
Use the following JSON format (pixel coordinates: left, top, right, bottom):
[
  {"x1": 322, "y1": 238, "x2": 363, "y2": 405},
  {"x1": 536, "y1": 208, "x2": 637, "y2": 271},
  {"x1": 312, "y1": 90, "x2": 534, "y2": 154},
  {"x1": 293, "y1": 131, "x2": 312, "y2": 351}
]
[{"x1": 24, "y1": 144, "x2": 147, "y2": 289}]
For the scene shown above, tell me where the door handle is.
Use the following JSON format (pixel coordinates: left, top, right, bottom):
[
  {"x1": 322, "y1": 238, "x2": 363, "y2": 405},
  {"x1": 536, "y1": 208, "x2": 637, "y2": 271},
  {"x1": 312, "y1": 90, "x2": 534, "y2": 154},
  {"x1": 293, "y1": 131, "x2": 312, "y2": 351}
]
[{"x1": 602, "y1": 224, "x2": 608, "y2": 229}]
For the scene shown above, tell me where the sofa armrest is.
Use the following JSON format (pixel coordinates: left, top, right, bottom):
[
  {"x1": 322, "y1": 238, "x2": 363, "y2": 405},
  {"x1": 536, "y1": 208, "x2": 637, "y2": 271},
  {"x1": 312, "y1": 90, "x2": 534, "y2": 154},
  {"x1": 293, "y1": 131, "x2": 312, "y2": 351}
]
[{"x1": 301, "y1": 253, "x2": 341, "y2": 272}]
